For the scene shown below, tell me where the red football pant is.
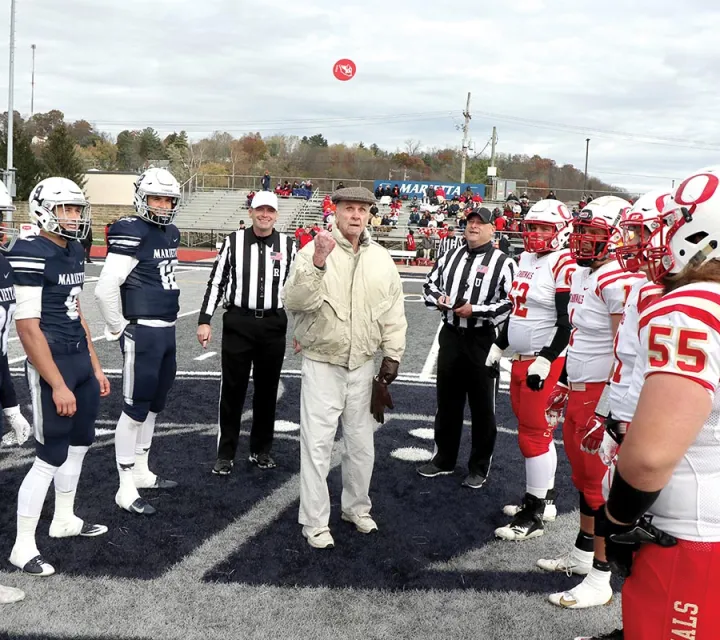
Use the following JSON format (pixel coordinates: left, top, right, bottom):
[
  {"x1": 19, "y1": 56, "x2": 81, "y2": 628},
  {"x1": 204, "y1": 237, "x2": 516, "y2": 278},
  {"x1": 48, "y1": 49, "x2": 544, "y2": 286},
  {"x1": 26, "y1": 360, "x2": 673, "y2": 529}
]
[
  {"x1": 510, "y1": 357, "x2": 565, "y2": 458},
  {"x1": 623, "y1": 539, "x2": 720, "y2": 639},
  {"x1": 562, "y1": 382, "x2": 607, "y2": 510}
]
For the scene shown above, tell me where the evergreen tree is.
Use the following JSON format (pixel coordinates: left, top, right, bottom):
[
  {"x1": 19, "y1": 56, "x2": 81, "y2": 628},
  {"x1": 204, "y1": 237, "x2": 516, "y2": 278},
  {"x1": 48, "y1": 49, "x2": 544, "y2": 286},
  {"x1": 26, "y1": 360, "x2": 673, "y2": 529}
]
[
  {"x1": 0, "y1": 121, "x2": 44, "y2": 200},
  {"x1": 41, "y1": 124, "x2": 86, "y2": 189}
]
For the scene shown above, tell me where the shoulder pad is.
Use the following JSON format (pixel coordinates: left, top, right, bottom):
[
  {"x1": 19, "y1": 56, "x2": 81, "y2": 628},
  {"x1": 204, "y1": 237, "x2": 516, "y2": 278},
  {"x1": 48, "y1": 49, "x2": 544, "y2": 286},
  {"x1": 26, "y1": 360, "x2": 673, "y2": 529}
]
[
  {"x1": 9, "y1": 236, "x2": 53, "y2": 259},
  {"x1": 109, "y1": 216, "x2": 148, "y2": 239}
]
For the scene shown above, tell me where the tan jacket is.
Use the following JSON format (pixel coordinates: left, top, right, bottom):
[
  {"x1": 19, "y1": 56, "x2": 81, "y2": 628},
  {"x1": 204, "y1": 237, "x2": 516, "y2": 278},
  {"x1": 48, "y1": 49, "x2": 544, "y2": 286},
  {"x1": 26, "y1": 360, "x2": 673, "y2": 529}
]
[{"x1": 283, "y1": 226, "x2": 407, "y2": 370}]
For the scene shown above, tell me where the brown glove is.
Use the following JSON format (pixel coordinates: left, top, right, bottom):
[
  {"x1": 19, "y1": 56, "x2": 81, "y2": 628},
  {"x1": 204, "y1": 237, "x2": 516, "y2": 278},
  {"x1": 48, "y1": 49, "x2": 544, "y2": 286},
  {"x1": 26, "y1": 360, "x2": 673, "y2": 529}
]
[
  {"x1": 371, "y1": 378, "x2": 394, "y2": 424},
  {"x1": 377, "y1": 357, "x2": 400, "y2": 385}
]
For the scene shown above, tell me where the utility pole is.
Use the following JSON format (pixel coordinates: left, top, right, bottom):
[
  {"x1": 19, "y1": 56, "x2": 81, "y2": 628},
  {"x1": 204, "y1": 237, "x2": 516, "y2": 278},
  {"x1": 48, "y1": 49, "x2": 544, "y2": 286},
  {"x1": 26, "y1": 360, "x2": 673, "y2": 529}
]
[
  {"x1": 459, "y1": 92, "x2": 471, "y2": 184},
  {"x1": 5, "y1": 0, "x2": 17, "y2": 197},
  {"x1": 583, "y1": 138, "x2": 590, "y2": 194},
  {"x1": 31, "y1": 44, "x2": 36, "y2": 116},
  {"x1": 490, "y1": 126, "x2": 497, "y2": 168}
]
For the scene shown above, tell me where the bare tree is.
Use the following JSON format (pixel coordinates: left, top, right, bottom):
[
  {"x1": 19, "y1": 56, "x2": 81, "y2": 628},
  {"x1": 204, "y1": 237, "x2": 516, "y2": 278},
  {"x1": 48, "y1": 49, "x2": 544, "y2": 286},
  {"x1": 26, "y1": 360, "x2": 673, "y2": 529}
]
[{"x1": 404, "y1": 138, "x2": 422, "y2": 156}]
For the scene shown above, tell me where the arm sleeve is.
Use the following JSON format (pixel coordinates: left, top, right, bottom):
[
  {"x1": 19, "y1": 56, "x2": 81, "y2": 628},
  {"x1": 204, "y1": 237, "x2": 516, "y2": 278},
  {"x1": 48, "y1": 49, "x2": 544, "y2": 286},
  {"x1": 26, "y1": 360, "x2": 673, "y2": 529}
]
[
  {"x1": 13, "y1": 286, "x2": 42, "y2": 320},
  {"x1": 94, "y1": 253, "x2": 139, "y2": 332},
  {"x1": 538, "y1": 290, "x2": 572, "y2": 362},
  {"x1": 380, "y1": 270, "x2": 408, "y2": 363},
  {"x1": 423, "y1": 254, "x2": 446, "y2": 307},
  {"x1": 470, "y1": 255, "x2": 516, "y2": 325},
  {"x1": 282, "y1": 249, "x2": 326, "y2": 313},
  {"x1": 198, "y1": 234, "x2": 233, "y2": 325}
]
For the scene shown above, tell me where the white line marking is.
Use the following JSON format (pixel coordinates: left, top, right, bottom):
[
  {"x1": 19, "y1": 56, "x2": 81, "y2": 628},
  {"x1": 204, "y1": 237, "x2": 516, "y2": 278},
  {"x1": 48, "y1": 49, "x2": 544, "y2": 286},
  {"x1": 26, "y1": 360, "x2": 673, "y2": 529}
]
[
  {"x1": 194, "y1": 351, "x2": 217, "y2": 361},
  {"x1": 419, "y1": 323, "x2": 442, "y2": 381}
]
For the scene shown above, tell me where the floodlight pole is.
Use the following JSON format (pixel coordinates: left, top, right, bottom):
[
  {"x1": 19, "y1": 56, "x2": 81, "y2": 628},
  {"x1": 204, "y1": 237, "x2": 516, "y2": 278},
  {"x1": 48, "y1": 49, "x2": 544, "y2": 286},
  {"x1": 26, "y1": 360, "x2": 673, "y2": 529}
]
[
  {"x1": 31, "y1": 44, "x2": 36, "y2": 116},
  {"x1": 5, "y1": 0, "x2": 17, "y2": 196}
]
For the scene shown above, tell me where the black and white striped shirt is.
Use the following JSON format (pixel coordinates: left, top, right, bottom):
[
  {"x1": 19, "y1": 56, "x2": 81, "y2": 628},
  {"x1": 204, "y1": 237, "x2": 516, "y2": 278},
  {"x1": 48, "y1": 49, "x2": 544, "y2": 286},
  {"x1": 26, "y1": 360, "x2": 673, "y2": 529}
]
[
  {"x1": 437, "y1": 234, "x2": 464, "y2": 259},
  {"x1": 199, "y1": 229, "x2": 297, "y2": 324},
  {"x1": 423, "y1": 241, "x2": 516, "y2": 329}
]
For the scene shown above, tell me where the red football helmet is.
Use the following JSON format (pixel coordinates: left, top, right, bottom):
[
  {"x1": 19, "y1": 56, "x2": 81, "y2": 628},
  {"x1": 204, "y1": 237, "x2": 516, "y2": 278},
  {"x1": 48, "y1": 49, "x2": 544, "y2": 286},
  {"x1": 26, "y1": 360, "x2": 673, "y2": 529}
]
[{"x1": 569, "y1": 196, "x2": 630, "y2": 265}]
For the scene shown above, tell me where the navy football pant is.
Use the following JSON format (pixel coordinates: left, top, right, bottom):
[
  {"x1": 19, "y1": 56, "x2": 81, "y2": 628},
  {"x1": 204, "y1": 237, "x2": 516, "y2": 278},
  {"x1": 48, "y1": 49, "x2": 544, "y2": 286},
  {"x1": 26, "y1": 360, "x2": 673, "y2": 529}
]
[
  {"x1": 120, "y1": 324, "x2": 176, "y2": 422},
  {"x1": 26, "y1": 341, "x2": 100, "y2": 467},
  {"x1": 0, "y1": 351, "x2": 16, "y2": 438}
]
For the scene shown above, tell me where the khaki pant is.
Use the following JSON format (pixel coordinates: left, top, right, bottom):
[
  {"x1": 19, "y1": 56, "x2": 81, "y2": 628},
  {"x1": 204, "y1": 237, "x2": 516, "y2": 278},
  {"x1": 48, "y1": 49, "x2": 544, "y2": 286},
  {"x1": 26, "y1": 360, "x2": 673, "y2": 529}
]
[{"x1": 298, "y1": 357, "x2": 376, "y2": 529}]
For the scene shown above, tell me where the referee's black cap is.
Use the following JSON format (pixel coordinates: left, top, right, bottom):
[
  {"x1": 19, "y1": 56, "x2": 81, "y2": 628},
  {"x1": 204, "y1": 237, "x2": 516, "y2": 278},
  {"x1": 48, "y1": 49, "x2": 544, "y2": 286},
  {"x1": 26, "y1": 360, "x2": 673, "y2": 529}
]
[{"x1": 466, "y1": 207, "x2": 493, "y2": 224}]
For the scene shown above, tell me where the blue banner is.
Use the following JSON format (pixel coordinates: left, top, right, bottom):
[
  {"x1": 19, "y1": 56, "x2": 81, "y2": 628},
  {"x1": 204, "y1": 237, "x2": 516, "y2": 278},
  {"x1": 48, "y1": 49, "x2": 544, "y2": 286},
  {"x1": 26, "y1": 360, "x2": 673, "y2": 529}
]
[{"x1": 373, "y1": 180, "x2": 485, "y2": 199}]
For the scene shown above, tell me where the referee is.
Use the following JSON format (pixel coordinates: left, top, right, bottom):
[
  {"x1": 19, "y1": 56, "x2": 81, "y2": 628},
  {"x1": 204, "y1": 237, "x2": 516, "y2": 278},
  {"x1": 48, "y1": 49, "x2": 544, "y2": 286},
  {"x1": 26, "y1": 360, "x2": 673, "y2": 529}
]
[
  {"x1": 197, "y1": 191, "x2": 297, "y2": 475},
  {"x1": 436, "y1": 225, "x2": 464, "y2": 260},
  {"x1": 418, "y1": 207, "x2": 516, "y2": 488}
]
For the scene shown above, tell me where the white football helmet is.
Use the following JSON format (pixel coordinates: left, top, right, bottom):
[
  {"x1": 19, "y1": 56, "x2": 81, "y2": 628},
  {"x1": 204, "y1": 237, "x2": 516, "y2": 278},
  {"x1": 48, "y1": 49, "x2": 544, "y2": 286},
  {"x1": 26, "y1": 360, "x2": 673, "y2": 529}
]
[
  {"x1": 133, "y1": 168, "x2": 181, "y2": 225},
  {"x1": 521, "y1": 199, "x2": 573, "y2": 253},
  {"x1": 646, "y1": 166, "x2": 720, "y2": 282},
  {"x1": 569, "y1": 195, "x2": 631, "y2": 265},
  {"x1": 616, "y1": 190, "x2": 676, "y2": 273},
  {"x1": 29, "y1": 177, "x2": 91, "y2": 241},
  {"x1": 0, "y1": 182, "x2": 19, "y2": 252}
]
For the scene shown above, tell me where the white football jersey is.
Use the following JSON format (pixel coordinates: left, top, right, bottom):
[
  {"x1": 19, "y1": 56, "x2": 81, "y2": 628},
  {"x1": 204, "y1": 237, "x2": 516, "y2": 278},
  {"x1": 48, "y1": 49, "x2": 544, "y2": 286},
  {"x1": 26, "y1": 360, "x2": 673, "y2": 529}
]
[
  {"x1": 608, "y1": 279, "x2": 664, "y2": 421},
  {"x1": 507, "y1": 249, "x2": 575, "y2": 355},
  {"x1": 566, "y1": 260, "x2": 645, "y2": 383},
  {"x1": 637, "y1": 282, "x2": 720, "y2": 541}
]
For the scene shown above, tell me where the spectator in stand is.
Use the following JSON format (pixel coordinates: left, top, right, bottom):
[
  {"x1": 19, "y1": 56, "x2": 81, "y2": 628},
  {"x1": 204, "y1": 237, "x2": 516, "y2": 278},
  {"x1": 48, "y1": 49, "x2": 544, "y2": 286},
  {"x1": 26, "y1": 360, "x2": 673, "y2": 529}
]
[
  {"x1": 389, "y1": 198, "x2": 402, "y2": 212},
  {"x1": 464, "y1": 186, "x2": 474, "y2": 201},
  {"x1": 312, "y1": 222, "x2": 321, "y2": 237},
  {"x1": 299, "y1": 225, "x2": 314, "y2": 248},
  {"x1": 425, "y1": 185, "x2": 434, "y2": 205},
  {"x1": 435, "y1": 185, "x2": 446, "y2": 203},
  {"x1": 472, "y1": 192, "x2": 482, "y2": 205},
  {"x1": 420, "y1": 232, "x2": 433, "y2": 260},
  {"x1": 389, "y1": 210, "x2": 399, "y2": 226},
  {"x1": 406, "y1": 230, "x2": 416, "y2": 252},
  {"x1": 261, "y1": 171, "x2": 271, "y2": 191},
  {"x1": 546, "y1": 189, "x2": 557, "y2": 200},
  {"x1": 506, "y1": 191, "x2": 519, "y2": 202},
  {"x1": 238, "y1": 220, "x2": 246, "y2": 230},
  {"x1": 436, "y1": 226, "x2": 463, "y2": 260},
  {"x1": 448, "y1": 201, "x2": 460, "y2": 217},
  {"x1": 409, "y1": 208, "x2": 420, "y2": 225},
  {"x1": 381, "y1": 213, "x2": 391, "y2": 226},
  {"x1": 292, "y1": 180, "x2": 300, "y2": 190},
  {"x1": 419, "y1": 213, "x2": 430, "y2": 228},
  {"x1": 428, "y1": 215, "x2": 438, "y2": 229},
  {"x1": 370, "y1": 212, "x2": 382, "y2": 228},
  {"x1": 391, "y1": 184, "x2": 400, "y2": 198},
  {"x1": 369, "y1": 202, "x2": 379, "y2": 218},
  {"x1": 337, "y1": 181, "x2": 345, "y2": 190},
  {"x1": 281, "y1": 181, "x2": 292, "y2": 196},
  {"x1": 274, "y1": 183, "x2": 282, "y2": 195},
  {"x1": 410, "y1": 196, "x2": 419, "y2": 207},
  {"x1": 306, "y1": 180, "x2": 313, "y2": 191},
  {"x1": 295, "y1": 225, "x2": 305, "y2": 243},
  {"x1": 578, "y1": 197, "x2": 587, "y2": 210},
  {"x1": 494, "y1": 214, "x2": 507, "y2": 231},
  {"x1": 383, "y1": 185, "x2": 391, "y2": 197},
  {"x1": 435, "y1": 209, "x2": 445, "y2": 225},
  {"x1": 247, "y1": 190, "x2": 256, "y2": 208},
  {"x1": 374, "y1": 185, "x2": 383, "y2": 199}
]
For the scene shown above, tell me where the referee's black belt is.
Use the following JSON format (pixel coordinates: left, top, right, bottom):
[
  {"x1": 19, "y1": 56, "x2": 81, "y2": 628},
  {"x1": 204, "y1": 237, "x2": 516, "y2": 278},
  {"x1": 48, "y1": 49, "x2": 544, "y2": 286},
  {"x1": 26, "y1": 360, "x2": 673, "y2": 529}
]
[
  {"x1": 226, "y1": 306, "x2": 283, "y2": 318},
  {"x1": 444, "y1": 322, "x2": 495, "y2": 336}
]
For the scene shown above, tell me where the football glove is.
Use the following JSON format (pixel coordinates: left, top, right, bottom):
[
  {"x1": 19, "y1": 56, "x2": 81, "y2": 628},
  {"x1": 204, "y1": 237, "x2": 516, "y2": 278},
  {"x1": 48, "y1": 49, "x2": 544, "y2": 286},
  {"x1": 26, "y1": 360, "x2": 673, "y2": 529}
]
[
  {"x1": 526, "y1": 356, "x2": 552, "y2": 391},
  {"x1": 599, "y1": 431, "x2": 619, "y2": 467},
  {"x1": 485, "y1": 344, "x2": 503, "y2": 379},
  {"x1": 370, "y1": 378, "x2": 394, "y2": 425},
  {"x1": 580, "y1": 414, "x2": 606, "y2": 455},
  {"x1": 545, "y1": 382, "x2": 569, "y2": 428},
  {"x1": 595, "y1": 510, "x2": 678, "y2": 578},
  {"x1": 3, "y1": 406, "x2": 31, "y2": 446}
]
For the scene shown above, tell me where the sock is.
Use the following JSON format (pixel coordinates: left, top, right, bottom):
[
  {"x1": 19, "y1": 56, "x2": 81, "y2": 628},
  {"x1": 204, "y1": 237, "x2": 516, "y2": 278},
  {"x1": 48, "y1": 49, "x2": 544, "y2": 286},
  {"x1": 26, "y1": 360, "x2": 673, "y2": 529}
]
[
  {"x1": 115, "y1": 412, "x2": 143, "y2": 502},
  {"x1": 49, "y1": 445, "x2": 88, "y2": 534},
  {"x1": 585, "y1": 564, "x2": 612, "y2": 588},
  {"x1": 575, "y1": 531, "x2": 595, "y2": 554},
  {"x1": 592, "y1": 558, "x2": 611, "y2": 572},
  {"x1": 525, "y1": 443, "x2": 557, "y2": 498},
  {"x1": 13, "y1": 458, "x2": 57, "y2": 563},
  {"x1": 134, "y1": 412, "x2": 157, "y2": 482}
]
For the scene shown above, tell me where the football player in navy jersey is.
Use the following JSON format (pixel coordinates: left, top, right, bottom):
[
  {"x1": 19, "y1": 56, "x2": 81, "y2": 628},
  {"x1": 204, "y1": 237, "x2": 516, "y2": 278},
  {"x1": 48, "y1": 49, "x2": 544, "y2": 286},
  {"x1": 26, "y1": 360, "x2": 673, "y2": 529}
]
[
  {"x1": 8, "y1": 178, "x2": 110, "y2": 578},
  {"x1": 95, "y1": 168, "x2": 181, "y2": 516},
  {"x1": 0, "y1": 182, "x2": 29, "y2": 604}
]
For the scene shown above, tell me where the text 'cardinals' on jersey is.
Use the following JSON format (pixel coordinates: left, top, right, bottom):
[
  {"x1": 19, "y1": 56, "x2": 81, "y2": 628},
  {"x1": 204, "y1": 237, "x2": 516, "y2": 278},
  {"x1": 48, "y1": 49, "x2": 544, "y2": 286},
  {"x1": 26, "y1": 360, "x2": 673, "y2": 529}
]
[
  {"x1": 637, "y1": 282, "x2": 720, "y2": 541},
  {"x1": 0, "y1": 252, "x2": 16, "y2": 356},
  {"x1": 507, "y1": 249, "x2": 575, "y2": 355},
  {"x1": 8, "y1": 236, "x2": 85, "y2": 344},
  {"x1": 608, "y1": 278, "x2": 664, "y2": 421},
  {"x1": 566, "y1": 260, "x2": 644, "y2": 383},
  {"x1": 107, "y1": 216, "x2": 180, "y2": 322}
]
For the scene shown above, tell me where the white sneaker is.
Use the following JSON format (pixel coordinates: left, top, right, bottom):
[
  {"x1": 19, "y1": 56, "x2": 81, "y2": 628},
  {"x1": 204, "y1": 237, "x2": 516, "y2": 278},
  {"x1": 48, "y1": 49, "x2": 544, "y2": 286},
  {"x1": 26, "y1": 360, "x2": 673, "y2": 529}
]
[
  {"x1": 536, "y1": 548, "x2": 593, "y2": 576},
  {"x1": 341, "y1": 512, "x2": 378, "y2": 534},
  {"x1": 302, "y1": 526, "x2": 335, "y2": 549},
  {"x1": 548, "y1": 571, "x2": 613, "y2": 609},
  {"x1": 0, "y1": 584, "x2": 25, "y2": 604}
]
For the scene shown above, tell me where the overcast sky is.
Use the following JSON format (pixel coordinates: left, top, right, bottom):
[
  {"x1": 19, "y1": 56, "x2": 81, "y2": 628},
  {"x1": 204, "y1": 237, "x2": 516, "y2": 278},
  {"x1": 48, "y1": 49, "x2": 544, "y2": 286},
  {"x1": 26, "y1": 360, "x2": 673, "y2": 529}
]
[{"x1": 1, "y1": 0, "x2": 720, "y2": 191}]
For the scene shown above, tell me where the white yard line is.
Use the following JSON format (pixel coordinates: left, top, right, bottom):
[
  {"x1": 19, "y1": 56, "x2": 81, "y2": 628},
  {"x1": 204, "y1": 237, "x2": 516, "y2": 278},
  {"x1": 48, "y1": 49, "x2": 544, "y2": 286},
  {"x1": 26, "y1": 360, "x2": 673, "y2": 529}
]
[
  {"x1": 194, "y1": 351, "x2": 217, "y2": 361},
  {"x1": 419, "y1": 322, "x2": 442, "y2": 381}
]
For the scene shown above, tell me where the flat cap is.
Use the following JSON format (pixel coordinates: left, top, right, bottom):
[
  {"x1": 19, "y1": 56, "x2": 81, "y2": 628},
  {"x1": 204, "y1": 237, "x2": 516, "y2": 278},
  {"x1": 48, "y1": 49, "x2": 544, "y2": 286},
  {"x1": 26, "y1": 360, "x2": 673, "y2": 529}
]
[{"x1": 331, "y1": 186, "x2": 376, "y2": 205}]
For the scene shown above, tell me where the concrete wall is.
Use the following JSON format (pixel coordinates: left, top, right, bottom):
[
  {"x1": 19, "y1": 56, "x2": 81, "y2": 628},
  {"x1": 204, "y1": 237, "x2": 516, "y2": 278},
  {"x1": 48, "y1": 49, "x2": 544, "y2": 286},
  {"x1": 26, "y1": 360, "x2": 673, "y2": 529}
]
[
  {"x1": 12, "y1": 202, "x2": 135, "y2": 238},
  {"x1": 83, "y1": 172, "x2": 138, "y2": 206}
]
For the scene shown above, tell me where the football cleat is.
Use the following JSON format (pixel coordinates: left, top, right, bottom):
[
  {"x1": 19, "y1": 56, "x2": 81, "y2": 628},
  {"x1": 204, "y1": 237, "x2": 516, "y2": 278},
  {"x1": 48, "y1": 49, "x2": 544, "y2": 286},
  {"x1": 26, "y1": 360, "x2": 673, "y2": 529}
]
[
  {"x1": 503, "y1": 488, "x2": 557, "y2": 522},
  {"x1": 549, "y1": 575, "x2": 613, "y2": 609},
  {"x1": 9, "y1": 552, "x2": 55, "y2": 577},
  {"x1": 116, "y1": 492, "x2": 157, "y2": 516},
  {"x1": 136, "y1": 477, "x2": 178, "y2": 490},
  {"x1": 0, "y1": 584, "x2": 25, "y2": 604},
  {"x1": 302, "y1": 526, "x2": 335, "y2": 549},
  {"x1": 49, "y1": 517, "x2": 108, "y2": 539},
  {"x1": 341, "y1": 513, "x2": 378, "y2": 534},
  {"x1": 495, "y1": 493, "x2": 545, "y2": 541},
  {"x1": 536, "y1": 547, "x2": 593, "y2": 576},
  {"x1": 212, "y1": 459, "x2": 233, "y2": 475}
]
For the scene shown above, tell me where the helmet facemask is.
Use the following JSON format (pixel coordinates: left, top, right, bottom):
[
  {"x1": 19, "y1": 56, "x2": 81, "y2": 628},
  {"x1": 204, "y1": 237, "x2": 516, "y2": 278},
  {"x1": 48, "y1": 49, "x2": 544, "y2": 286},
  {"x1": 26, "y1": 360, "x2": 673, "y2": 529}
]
[
  {"x1": 616, "y1": 218, "x2": 661, "y2": 273},
  {"x1": 522, "y1": 221, "x2": 559, "y2": 253},
  {"x1": 45, "y1": 201, "x2": 91, "y2": 241}
]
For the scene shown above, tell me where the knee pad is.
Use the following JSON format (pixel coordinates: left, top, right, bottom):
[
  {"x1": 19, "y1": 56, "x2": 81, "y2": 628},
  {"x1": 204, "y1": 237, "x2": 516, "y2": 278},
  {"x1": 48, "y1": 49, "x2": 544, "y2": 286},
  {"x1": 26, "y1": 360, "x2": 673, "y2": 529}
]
[{"x1": 579, "y1": 491, "x2": 595, "y2": 516}]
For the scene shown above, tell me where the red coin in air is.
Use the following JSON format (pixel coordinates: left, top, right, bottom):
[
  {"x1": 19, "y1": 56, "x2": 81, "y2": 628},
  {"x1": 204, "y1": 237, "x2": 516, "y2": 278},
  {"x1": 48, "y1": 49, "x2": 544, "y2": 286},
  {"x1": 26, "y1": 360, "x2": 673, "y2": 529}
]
[{"x1": 333, "y1": 59, "x2": 356, "y2": 81}]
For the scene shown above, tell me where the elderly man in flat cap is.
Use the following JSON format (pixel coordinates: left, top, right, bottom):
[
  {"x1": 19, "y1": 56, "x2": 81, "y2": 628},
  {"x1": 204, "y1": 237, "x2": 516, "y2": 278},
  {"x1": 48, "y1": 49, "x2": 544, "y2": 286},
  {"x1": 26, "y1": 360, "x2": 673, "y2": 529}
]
[{"x1": 283, "y1": 187, "x2": 407, "y2": 549}]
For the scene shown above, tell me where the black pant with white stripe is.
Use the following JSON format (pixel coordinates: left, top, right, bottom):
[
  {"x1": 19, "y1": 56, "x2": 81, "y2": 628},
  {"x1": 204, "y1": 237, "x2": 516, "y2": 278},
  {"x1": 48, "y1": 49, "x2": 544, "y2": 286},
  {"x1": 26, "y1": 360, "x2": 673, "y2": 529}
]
[
  {"x1": 217, "y1": 307, "x2": 287, "y2": 461},
  {"x1": 432, "y1": 323, "x2": 498, "y2": 477}
]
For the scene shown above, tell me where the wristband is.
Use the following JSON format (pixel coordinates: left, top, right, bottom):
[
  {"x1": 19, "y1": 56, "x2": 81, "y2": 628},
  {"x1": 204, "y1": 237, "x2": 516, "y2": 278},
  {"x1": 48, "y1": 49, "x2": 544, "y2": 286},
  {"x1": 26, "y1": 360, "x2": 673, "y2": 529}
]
[{"x1": 606, "y1": 469, "x2": 662, "y2": 525}]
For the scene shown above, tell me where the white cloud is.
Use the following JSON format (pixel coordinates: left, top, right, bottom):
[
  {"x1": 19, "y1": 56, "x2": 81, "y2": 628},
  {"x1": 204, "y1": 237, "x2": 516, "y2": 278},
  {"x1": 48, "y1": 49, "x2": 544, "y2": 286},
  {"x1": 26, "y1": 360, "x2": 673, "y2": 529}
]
[{"x1": 1, "y1": 0, "x2": 719, "y2": 191}]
